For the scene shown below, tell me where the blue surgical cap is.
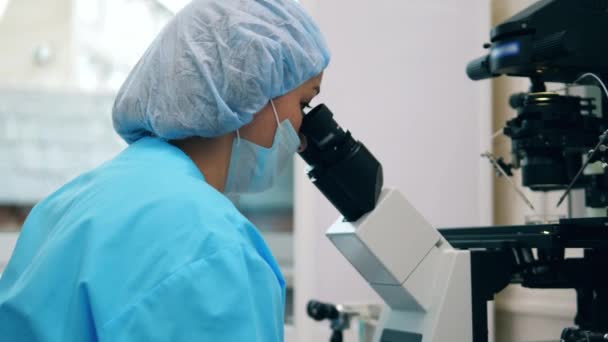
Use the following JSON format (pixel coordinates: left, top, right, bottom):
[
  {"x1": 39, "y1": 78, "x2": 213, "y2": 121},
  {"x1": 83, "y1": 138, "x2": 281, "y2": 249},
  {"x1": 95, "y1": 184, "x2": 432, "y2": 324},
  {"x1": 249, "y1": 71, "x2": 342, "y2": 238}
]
[{"x1": 112, "y1": 0, "x2": 331, "y2": 143}]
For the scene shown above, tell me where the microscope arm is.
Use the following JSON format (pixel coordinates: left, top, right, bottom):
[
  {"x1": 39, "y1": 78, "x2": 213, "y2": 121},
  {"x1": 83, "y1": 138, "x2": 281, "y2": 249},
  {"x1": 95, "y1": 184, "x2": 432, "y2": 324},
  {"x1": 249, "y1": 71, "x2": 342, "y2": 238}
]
[{"x1": 326, "y1": 188, "x2": 472, "y2": 342}]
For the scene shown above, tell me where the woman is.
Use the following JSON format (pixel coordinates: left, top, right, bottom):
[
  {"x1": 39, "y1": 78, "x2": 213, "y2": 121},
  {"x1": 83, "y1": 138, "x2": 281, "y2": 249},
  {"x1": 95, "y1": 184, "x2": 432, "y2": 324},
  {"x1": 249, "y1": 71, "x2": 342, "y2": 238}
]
[{"x1": 0, "y1": 0, "x2": 330, "y2": 341}]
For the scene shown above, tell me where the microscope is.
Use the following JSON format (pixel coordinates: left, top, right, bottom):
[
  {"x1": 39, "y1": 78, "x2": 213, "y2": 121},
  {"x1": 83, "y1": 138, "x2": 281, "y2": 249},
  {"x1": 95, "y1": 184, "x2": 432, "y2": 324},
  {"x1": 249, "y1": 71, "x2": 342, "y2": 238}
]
[{"x1": 300, "y1": 1, "x2": 608, "y2": 341}]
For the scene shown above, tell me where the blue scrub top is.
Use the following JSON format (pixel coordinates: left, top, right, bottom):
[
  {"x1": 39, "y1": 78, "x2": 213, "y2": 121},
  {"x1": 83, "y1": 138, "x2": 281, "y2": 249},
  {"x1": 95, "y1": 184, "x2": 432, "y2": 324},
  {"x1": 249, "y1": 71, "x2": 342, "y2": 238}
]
[{"x1": 0, "y1": 137, "x2": 286, "y2": 342}]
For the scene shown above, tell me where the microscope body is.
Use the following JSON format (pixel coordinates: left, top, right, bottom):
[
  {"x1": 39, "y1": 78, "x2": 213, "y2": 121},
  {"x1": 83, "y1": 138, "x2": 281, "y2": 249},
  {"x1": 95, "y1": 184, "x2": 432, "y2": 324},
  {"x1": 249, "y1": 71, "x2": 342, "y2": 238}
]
[
  {"x1": 326, "y1": 189, "x2": 472, "y2": 342},
  {"x1": 468, "y1": 0, "x2": 608, "y2": 201}
]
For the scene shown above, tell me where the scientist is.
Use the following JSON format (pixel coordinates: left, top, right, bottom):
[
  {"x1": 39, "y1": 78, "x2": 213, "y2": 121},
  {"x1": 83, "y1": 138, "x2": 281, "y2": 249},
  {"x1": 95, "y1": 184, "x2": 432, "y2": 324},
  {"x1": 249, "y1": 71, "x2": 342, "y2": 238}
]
[{"x1": 0, "y1": 0, "x2": 330, "y2": 340}]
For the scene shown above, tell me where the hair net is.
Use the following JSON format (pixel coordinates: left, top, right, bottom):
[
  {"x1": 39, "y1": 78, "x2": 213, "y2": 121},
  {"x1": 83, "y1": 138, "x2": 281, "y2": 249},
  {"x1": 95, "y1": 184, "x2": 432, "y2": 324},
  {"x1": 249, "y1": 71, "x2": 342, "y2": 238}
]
[{"x1": 112, "y1": 0, "x2": 331, "y2": 143}]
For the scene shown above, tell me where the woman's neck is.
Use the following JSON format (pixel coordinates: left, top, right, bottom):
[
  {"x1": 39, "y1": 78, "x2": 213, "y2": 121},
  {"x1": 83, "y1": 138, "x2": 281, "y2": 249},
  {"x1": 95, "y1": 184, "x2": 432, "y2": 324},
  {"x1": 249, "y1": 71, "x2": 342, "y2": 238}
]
[{"x1": 171, "y1": 133, "x2": 235, "y2": 192}]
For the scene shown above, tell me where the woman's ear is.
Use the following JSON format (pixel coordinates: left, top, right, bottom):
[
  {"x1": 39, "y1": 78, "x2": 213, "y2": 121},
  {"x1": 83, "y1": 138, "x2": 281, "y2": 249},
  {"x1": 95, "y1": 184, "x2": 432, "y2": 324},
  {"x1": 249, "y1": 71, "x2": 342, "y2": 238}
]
[{"x1": 238, "y1": 102, "x2": 278, "y2": 148}]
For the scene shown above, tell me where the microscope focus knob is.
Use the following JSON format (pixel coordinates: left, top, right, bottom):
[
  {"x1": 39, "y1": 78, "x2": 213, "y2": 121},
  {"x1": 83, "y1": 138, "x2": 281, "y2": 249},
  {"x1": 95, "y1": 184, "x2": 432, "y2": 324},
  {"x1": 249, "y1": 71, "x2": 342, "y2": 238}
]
[{"x1": 307, "y1": 300, "x2": 340, "y2": 321}]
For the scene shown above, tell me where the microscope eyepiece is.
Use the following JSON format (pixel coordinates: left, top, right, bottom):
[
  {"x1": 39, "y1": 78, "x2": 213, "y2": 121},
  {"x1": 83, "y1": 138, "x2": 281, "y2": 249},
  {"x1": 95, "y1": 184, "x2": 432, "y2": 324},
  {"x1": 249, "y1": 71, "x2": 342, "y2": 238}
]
[
  {"x1": 307, "y1": 300, "x2": 339, "y2": 321},
  {"x1": 298, "y1": 104, "x2": 383, "y2": 222},
  {"x1": 466, "y1": 55, "x2": 495, "y2": 81},
  {"x1": 299, "y1": 104, "x2": 354, "y2": 167}
]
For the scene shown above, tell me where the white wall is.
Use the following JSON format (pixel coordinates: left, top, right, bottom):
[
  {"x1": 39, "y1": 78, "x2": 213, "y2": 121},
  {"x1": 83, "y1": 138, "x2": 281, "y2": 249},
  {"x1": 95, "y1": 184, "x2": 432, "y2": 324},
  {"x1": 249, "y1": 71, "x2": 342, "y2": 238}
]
[
  {"x1": 0, "y1": 0, "x2": 76, "y2": 88},
  {"x1": 0, "y1": 0, "x2": 9, "y2": 20},
  {"x1": 495, "y1": 285, "x2": 576, "y2": 342},
  {"x1": 294, "y1": 1, "x2": 492, "y2": 341},
  {"x1": 0, "y1": 0, "x2": 125, "y2": 204}
]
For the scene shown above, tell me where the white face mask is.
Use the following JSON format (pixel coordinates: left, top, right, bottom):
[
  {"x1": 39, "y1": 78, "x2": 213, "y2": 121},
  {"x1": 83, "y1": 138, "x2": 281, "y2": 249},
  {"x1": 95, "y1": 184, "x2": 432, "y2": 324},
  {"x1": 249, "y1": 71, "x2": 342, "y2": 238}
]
[{"x1": 224, "y1": 100, "x2": 301, "y2": 194}]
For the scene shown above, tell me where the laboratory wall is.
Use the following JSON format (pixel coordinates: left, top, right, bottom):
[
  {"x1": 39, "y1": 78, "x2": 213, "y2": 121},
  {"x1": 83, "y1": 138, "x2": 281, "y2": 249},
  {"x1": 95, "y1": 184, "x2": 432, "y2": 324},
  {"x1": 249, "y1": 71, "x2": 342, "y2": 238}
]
[
  {"x1": 0, "y1": 0, "x2": 80, "y2": 252},
  {"x1": 0, "y1": 0, "x2": 150, "y2": 232},
  {"x1": 0, "y1": 0, "x2": 75, "y2": 88},
  {"x1": 490, "y1": 1, "x2": 577, "y2": 341},
  {"x1": 294, "y1": 1, "x2": 492, "y2": 341}
]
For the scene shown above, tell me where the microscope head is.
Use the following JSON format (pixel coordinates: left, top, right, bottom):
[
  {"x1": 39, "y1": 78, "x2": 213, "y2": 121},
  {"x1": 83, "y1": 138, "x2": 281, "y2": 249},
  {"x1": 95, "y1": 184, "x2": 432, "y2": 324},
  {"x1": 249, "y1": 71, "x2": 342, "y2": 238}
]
[
  {"x1": 467, "y1": 0, "x2": 608, "y2": 84},
  {"x1": 466, "y1": 0, "x2": 608, "y2": 195}
]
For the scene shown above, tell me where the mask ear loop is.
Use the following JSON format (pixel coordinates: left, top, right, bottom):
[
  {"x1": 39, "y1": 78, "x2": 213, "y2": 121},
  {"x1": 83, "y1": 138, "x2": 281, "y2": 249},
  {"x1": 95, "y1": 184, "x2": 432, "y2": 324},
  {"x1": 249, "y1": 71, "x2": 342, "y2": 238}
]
[
  {"x1": 270, "y1": 99, "x2": 281, "y2": 126},
  {"x1": 236, "y1": 100, "x2": 279, "y2": 147}
]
